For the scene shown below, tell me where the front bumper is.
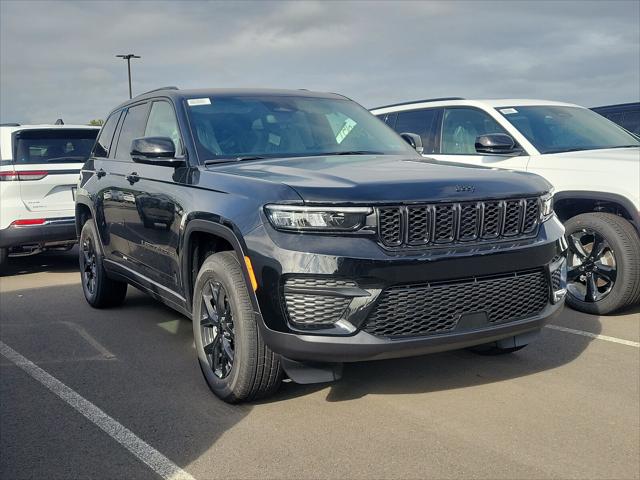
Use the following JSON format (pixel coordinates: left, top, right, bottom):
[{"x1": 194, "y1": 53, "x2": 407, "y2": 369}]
[
  {"x1": 258, "y1": 301, "x2": 563, "y2": 362},
  {"x1": 245, "y1": 215, "x2": 567, "y2": 362},
  {"x1": 0, "y1": 218, "x2": 77, "y2": 249}
]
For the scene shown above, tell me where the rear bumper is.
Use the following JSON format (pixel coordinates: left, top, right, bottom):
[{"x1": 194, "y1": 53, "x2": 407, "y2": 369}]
[
  {"x1": 258, "y1": 301, "x2": 563, "y2": 363},
  {"x1": 0, "y1": 218, "x2": 77, "y2": 248}
]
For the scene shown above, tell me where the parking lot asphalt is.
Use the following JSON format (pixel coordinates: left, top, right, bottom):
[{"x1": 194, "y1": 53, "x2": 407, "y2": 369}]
[{"x1": 1, "y1": 248, "x2": 639, "y2": 480}]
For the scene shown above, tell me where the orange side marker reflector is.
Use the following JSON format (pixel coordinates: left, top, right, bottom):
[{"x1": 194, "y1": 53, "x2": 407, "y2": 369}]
[{"x1": 244, "y1": 256, "x2": 258, "y2": 291}]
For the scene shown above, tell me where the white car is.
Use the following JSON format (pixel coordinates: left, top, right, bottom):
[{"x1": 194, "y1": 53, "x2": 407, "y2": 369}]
[
  {"x1": 371, "y1": 98, "x2": 640, "y2": 314},
  {"x1": 0, "y1": 123, "x2": 100, "y2": 270}
]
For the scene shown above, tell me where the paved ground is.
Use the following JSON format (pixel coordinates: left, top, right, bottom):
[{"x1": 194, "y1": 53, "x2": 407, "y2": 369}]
[{"x1": 1, "y1": 249, "x2": 639, "y2": 480}]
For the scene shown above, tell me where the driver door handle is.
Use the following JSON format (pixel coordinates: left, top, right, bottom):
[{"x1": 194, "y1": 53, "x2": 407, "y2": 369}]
[{"x1": 126, "y1": 172, "x2": 140, "y2": 184}]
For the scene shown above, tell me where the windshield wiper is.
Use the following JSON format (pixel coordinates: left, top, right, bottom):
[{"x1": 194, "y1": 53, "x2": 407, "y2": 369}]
[
  {"x1": 204, "y1": 156, "x2": 267, "y2": 166},
  {"x1": 323, "y1": 150, "x2": 384, "y2": 156}
]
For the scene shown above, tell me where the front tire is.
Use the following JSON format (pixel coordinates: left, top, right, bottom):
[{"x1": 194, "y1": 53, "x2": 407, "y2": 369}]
[
  {"x1": 565, "y1": 213, "x2": 640, "y2": 315},
  {"x1": 193, "y1": 251, "x2": 282, "y2": 403},
  {"x1": 79, "y1": 220, "x2": 127, "y2": 308}
]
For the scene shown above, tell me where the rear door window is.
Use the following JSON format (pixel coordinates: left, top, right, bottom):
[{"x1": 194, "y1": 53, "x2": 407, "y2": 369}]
[
  {"x1": 93, "y1": 111, "x2": 121, "y2": 158},
  {"x1": 113, "y1": 103, "x2": 150, "y2": 161},
  {"x1": 13, "y1": 129, "x2": 99, "y2": 164},
  {"x1": 395, "y1": 108, "x2": 441, "y2": 154}
]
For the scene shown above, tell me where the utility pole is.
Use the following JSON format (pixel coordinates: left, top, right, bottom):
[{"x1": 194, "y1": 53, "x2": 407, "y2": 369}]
[{"x1": 116, "y1": 54, "x2": 141, "y2": 99}]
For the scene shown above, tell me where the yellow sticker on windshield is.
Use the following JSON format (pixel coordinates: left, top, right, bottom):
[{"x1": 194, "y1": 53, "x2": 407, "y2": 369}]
[{"x1": 336, "y1": 118, "x2": 357, "y2": 144}]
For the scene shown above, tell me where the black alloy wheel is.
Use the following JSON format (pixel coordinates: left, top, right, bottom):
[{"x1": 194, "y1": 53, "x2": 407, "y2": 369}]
[
  {"x1": 563, "y1": 213, "x2": 640, "y2": 315},
  {"x1": 200, "y1": 280, "x2": 235, "y2": 379},
  {"x1": 566, "y1": 228, "x2": 617, "y2": 303},
  {"x1": 81, "y1": 236, "x2": 98, "y2": 296}
]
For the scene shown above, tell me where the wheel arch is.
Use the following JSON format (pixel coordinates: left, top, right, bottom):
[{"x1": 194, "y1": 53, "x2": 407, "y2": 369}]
[
  {"x1": 182, "y1": 218, "x2": 260, "y2": 313},
  {"x1": 553, "y1": 191, "x2": 640, "y2": 234}
]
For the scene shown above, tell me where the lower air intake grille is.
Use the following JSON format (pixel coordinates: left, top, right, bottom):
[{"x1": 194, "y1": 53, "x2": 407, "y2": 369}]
[
  {"x1": 363, "y1": 270, "x2": 549, "y2": 338},
  {"x1": 284, "y1": 294, "x2": 350, "y2": 327}
]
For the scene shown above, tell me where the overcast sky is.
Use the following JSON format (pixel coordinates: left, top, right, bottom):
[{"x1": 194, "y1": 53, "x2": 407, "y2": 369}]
[{"x1": 1, "y1": 0, "x2": 639, "y2": 124}]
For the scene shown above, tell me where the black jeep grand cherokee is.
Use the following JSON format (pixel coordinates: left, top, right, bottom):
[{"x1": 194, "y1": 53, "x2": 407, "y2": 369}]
[{"x1": 76, "y1": 87, "x2": 567, "y2": 402}]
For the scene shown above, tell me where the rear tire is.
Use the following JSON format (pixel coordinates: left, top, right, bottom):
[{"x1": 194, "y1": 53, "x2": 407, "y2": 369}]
[
  {"x1": 193, "y1": 251, "x2": 282, "y2": 403},
  {"x1": 79, "y1": 220, "x2": 127, "y2": 308},
  {"x1": 0, "y1": 248, "x2": 8, "y2": 273},
  {"x1": 564, "y1": 213, "x2": 640, "y2": 315}
]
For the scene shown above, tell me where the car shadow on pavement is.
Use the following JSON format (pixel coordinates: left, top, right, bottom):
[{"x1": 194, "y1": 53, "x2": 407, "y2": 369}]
[
  {"x1": 0, "y1": 248, "x2": 79, "y2": 277},
  {"x1": 267, "y1": 309, "x2": 602, "y2": 403},
  {"x1": 0, "y1": 277, "x2": 610, "y2": 477}
]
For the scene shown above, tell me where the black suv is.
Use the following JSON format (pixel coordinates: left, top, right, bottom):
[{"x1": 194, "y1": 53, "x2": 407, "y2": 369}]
[{"x1": 76, "y1": 87, "x2": 567, "y2": 402}]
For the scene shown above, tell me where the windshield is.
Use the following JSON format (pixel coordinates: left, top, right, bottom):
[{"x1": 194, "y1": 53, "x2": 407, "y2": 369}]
[
  {"x1": 185, "y1": 95, "x2": 416, "y2": 162},
  {"x1": 497, "y1": 105, "x2": 639, "y2": 154},
  {"x1": 14, "y1": 129, "x2": 99, "y2": 164}
]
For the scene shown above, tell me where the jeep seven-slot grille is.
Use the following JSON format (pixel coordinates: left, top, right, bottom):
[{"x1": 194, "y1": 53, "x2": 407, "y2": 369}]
[
  {"x1": 377, "y1": 198, "x2": 541, "y2": 248},
  {"x1": 363, "y1": 269, "x2": 549, "y2": 338}
]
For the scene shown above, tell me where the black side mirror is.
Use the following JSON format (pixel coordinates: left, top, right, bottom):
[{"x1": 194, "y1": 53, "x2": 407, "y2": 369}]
[
  {"x1": 131, "y1": 137, "x2": 184, "y2": 167},
  {"x1": 475, "y1": 133, "x2": 520, "y2": 155},
  {"x1": 400, "y1": 132, "x2": 424, "y2": 154}
]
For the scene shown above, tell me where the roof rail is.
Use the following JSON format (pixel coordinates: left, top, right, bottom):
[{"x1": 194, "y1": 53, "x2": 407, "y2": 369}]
[
  {"x1": 0, "y1": 123, "x2": 21, "y2": 127},
  {"x1": 136, "y1": 86, "x2": 179, "y2": 97},
  {"x1": 371, "y1": 97, "x2": 465, "y2": 111}
]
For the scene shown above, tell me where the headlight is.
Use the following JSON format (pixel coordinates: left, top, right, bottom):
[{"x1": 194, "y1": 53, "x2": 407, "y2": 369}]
[
  {"x1": 265, "y1": 205, "x2": 372, "y2": 232},
  {"x1": 541, "y1": 191, "x2": 554, "y2": 220}
]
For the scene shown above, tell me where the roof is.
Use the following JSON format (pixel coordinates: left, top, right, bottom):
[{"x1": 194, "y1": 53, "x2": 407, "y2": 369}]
[
  {"x1": 370, "y1": 98, "x2": 583, "y2": 114},
  {"x1": 592, "y1": 102, "x2": 640, "y2": 111},
  {"x1": 113, "y1": 87, "x2": 348, "y2": 111},
  {"x1": 0, "y1": 124, "x2": 100, "y2": 133}
]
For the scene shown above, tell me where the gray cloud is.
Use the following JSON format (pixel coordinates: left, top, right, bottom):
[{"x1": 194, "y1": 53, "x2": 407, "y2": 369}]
[{"x1": 1, "y1": 0, "x2": 638, "y2": 124}]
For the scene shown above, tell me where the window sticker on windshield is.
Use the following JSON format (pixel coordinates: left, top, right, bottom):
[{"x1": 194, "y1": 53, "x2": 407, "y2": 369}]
[
  {"x1": 500, "y1": 108, "x2": 518, "y2": 115},
  {"x1": 187, "y1": 98, "x2": 211, "y2": 106},
  {"x1": 336, "y1": 118, "x2": 357, "y2": 144},
  {"x1": 268, "y1": 133, "x2": 281, "y2": 146}
]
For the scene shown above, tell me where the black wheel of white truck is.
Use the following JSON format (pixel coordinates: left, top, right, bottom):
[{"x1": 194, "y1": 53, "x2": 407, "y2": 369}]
[
  {"x1": 193, "y1": 251, "x2": 282, "y2": 403},
  {"x1": 565, "y1": 213, "x2": 640, "y2": 315}
]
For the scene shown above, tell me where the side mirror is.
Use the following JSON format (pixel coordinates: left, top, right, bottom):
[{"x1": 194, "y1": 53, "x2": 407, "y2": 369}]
[
  {"x1": 475, "y1": 133, "x2": 520, "y2": 155},
  {"x1": 131, "y1": 137, "x2": 184, "y2": 167},
  {"x1": 400, "y1": 132, "x2": 424, "y2": 154}
]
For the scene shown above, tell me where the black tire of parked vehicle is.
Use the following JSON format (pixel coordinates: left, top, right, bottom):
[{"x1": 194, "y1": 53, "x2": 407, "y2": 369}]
[
  {"x1": 564, "y1": 213, "x2": 640, "y2": 315},
  {"x1": 193, "y1": 251, "x2": 283, "y2": 403},
  {"x1": 468, "y1": 343, "x2": 527, "y2": 355},
  {"x1": 0, "y1": 247, "x2": 8, "y2": 273},
  {"x1": 79, "y1": 220, "x2": 127, "y2": 308}
]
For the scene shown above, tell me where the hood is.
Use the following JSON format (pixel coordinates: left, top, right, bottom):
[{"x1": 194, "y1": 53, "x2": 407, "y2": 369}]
[
  {"x1": 212, "y1": 154, "x2": 551, "y2": 203},
  {"x1": 542, "y1": 147, "x2": 640, "y2": 167}
]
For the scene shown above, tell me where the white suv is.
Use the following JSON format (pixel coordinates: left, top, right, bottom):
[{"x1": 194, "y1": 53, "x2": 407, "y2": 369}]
[
  {"x1": 372, "y1": 98, "x2": 640, "y2": 314},
  {"x1": 0, "y1": 123, "x2": 99, "y2": 270}
]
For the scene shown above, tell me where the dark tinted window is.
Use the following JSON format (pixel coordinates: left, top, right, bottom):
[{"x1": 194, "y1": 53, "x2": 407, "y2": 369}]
[
  {"x1": 114, "y1": 103, "x2": 149, "y2": 161},
  {"x1": 441, "y1": 108, "x2": 507, "y2": 154},
  {"x1": 14, "y1": 129, "x2": 99, "y2": 164},
  {"x1": 93, "y1": 112, "x2": 121, "y2": 158},
  {"x1": 186, "y1": 96, "x2": 416, "y2": 161},
  {"x1": 379, "y1": 112, "x2": 397, "y2": 128},
  {"x1": 395, "y1": 108, "x2": 440, "y2": 154},
  {"x1": 621, "y1": 111, "x2": 640, "y2": 135}
]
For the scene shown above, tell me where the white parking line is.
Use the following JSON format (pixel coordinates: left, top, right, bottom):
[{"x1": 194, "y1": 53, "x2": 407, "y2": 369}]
[
  {"x1": 0, "y1": 341, "x2": 195, "y2": 480},
  {"x1": 546, "y1": 324, "x2": 640, "y2": 348}
]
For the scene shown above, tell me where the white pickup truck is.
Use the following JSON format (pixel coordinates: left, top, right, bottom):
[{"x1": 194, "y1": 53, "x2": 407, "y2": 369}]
[{"x1": 372, "y1": 98, "x2": 640, "y2": 315}]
